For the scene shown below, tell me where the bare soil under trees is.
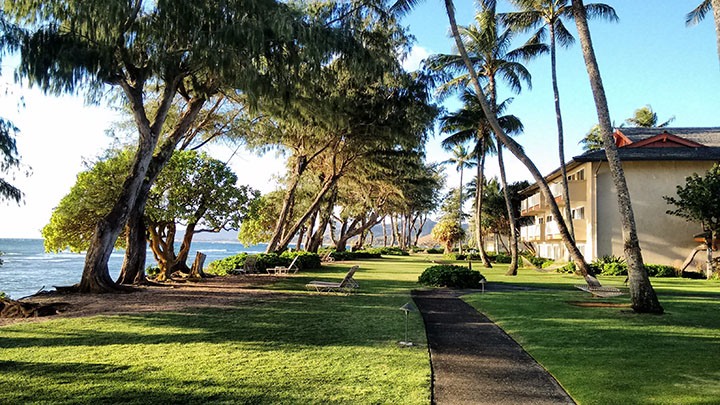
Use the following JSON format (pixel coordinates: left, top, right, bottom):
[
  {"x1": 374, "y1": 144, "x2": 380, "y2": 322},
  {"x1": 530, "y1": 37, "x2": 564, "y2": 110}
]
[{"x1": 0, "y1": 275, "x2": 285, "y2": 327}]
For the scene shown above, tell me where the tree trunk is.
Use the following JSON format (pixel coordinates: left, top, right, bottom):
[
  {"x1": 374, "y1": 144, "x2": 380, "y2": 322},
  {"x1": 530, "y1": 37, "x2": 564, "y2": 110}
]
[
  {"x1": 117, "y1": 205, "x2": 147, "y2": 285},
  {"x1": 550, "y1": 26, "x2": 575, "y2": 240},
  {"x1": 571, "y1": 0, "x2": 663, "y2": 313},
  {"x1": 458, "y1": 165, "x2": 464, "y2": 254},
  {"x1": 497, "y1": 147, "x2": 518, "y2": 275},
  {"x1": 705, "y1": 233, "x2": 714, "y2": 279},
  {"x1": 266, "y1": 156, "x2": 307, "y2": 252},
  {"x1": 382, "y1": 216, "x2": 388, "y2": 247},
  {"x1": 307, "y1": 190, "x2": 336, "y2": 252},
  {"x1": 274, "y1": 174, "x2": 342, "y2": 252},
  {"x1": 390, "y1": 215, "x2": 400, "y2": 246},
  {"x1": 443, "y1": 0, "x2": 598, "y2": 286},
  {"x1": 713, "y1": 0, "x2": 720, "y2": 67},
  {"x1": 475, "y1": 143, "x2": 492, "y2": 268},
  {"x1": 189, "y1": 251, "x2": 207, "y2": 279},
  {"x1": 414, "y1": 214, "x2": 427, "y2": 247}
]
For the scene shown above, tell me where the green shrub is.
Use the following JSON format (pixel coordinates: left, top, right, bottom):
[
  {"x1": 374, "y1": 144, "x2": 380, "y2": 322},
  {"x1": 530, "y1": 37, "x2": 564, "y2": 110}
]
[
  {"x1": 145, "y1": 265, "x2": 160, "y2": 277},
  {"x1": 426, "y1": 248, "x2": 444, "y2": 254},
  {"x1": 281, "y1": 251, "x2": 321, "y2": 270},
  {"x1": 494, "y1": 253, "x2": 511, "y2": 264},
  {"x1": 329, "y1": 250, "x2": 382, "y2": 261},
  {"x1": 645, "y1": 264, "x2": 679, "y2": 277},
  {"x1": 444, "y1": 253, "x2": 466, "y2": 261},
  {"x1": 556, "y1": 262, "x2": 576, "y2": 274},
  {"x1": 0, "y1": 291, "x2": 5, "y2": 300},
  {"x1": 418, "y1": 265, "x2": 485, "y2": 288},
  {"x1": 682, "y1": 270, "x2": 706, "y2": 279},
  {"x1": 207, "y1": 251, "x2": 321, "y2": 275},
  {"x1": 602, "y1": 262, "x2": 627, "y2": 276},
  {"x1": 591, "y1": 255, "x2": 628, "y2": 276},
  {"x1": 521, "y1": 252, "x2": 553, "y2": 268},
  {"x1": 206, "y1": 252, "x2": 248, "y2": 275},
  {"x1": 467, "y1": 253, "x2": 485, "y2": 261},
  {"x1": 366, "y1": 247, "x2": 409, "y2": 256}
]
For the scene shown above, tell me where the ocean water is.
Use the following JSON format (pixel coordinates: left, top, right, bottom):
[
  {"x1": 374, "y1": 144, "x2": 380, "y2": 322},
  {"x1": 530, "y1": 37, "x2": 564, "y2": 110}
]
[{"x1": 0, "y1": 238, "x2": 265, "y2": 299}]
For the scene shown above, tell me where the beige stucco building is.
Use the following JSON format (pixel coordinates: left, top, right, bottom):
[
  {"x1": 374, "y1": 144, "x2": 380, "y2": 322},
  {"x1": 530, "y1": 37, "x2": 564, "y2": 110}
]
[{"x1": 519, "y1": 127, "x2": 720, "y2": 268}]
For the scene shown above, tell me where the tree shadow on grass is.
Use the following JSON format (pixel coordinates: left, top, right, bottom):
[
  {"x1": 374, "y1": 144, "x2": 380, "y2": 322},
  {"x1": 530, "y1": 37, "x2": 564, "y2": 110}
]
[{"x1": 0, "y1": 359, "x2": 328, "y2": 404}]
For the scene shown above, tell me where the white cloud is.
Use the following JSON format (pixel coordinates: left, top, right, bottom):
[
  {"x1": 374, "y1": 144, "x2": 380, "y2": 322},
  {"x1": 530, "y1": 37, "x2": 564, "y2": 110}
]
[{"x1": 402, "y1": 45, "x2": 431, "y2": 72}]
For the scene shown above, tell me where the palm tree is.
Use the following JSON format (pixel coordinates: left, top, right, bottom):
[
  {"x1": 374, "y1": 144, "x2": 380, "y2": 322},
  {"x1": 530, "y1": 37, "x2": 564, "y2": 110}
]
[
  {"x1": 440, "y1": 92, "x2": 522, "y2": 267},
  {"x1": 428, "y1": 5, "x2": 546, "y2": 275},
  {"x1": 687, "y1": 0, "x2": 720, "y2": 67},
  {"x1": 625, "y1": 105, "x2": 675, "y2": 128},
  {"x1": 570, "y1": 0, "x2": 663, "y2": 314},
  {"x1": 501, "y1": 0, "x2": 617, "y2": 240},
  {"x1": 392, "y1": 0, "x2": 601, "y2": 286},
  {"x1": 442, "y1": 144, "x2": 476, "y2": 254}
]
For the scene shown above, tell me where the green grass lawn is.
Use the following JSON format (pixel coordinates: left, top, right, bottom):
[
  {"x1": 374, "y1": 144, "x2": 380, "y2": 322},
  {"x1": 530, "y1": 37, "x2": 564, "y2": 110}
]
[
  {"x1": 0, "y1": 257, "x2": 430, "y2": 404},
  {"x1": 3, "y1": 255, "x2": 720, "y2": 404},
  {"x1": 463, "y1": 263, "x2": 720, "y2": 405}
]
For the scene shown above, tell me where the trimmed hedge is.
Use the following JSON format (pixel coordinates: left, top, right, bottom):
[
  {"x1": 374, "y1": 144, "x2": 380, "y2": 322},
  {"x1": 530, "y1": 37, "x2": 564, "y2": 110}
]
[
  {"x1": 367, "y1": 247, "x2": 409, "y2": 256},
  {"x1": 426, "y1": 248, "x2": 444, "y2": 254},
  {"x1": 418, "y1": 265, "x2": 486, "y2": 288}
]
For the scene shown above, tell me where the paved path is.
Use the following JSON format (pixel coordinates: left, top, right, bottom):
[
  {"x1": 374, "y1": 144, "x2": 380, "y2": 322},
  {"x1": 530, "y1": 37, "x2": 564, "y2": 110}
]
[{"x1": 412, "y1": 288, "x2": 575, "y2": 405}]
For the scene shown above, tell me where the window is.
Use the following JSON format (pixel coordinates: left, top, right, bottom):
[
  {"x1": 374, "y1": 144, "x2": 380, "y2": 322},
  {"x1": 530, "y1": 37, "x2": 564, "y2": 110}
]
[
  {"x1": 568, "y1": 169, "x2": 585, "y2": 181},
  {"x1": 572, "y1": 207, "x2": 585, "y2": 220},
  {"x1": 546, "y1": 215, "x2": 553, "y2": 222}
]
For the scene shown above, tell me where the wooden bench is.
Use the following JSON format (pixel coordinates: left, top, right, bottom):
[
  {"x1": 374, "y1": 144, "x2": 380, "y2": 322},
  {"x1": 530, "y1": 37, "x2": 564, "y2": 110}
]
[{"x1": 574, "y1": 285, "x2": 623, "y2": 298}]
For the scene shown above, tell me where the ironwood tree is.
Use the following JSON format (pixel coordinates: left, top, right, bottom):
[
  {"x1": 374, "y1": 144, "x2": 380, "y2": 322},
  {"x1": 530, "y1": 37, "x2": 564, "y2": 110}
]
[{"x1": 7, "y1": 0, "x2": 380, "y2": 292}]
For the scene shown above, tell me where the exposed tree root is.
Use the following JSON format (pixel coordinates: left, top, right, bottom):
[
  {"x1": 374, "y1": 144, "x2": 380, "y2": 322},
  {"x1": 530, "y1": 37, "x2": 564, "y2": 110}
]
[{"x1": 0, "y1": 298, "x2": 70, "y2": 318}]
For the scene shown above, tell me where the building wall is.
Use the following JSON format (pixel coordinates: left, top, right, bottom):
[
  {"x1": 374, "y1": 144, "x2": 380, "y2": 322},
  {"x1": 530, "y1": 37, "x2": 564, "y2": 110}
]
[{"x1": 594, "y1": 160, "x2": 715, "y2": 267}]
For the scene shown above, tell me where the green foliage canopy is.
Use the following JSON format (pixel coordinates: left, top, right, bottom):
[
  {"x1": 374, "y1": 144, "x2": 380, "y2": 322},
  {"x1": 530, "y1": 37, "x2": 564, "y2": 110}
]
[{"x1": 665, "y1": 164, "x2": 720, "y2": 236}]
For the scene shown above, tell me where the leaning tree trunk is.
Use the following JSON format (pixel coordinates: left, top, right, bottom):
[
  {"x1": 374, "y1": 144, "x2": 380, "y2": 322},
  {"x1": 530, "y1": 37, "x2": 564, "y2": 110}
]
[
  {"x1": 572, "y1": 0, "x2": 663, "y2": 313},
  {"x1": 475, "y1": 138, "x2": 492, "y2": 267},
  {"x1": 275, "y1": 174, "x2": 342, "y2": 252},
  {"x1": 443, "y1": 0, "x2": 599, "y2": 286},
  {"x1": 550, "y1": 27, "x2": 575, "y2": 240},
  {"x1": 80, "y1": 139, "x2": 157, "y2": 292},
  {"x1": 266, "y1": 156, "x2": 307, "y2": 252},
  {"x1": 497, "y1": 147, "x2": 518, "y2": 275}
]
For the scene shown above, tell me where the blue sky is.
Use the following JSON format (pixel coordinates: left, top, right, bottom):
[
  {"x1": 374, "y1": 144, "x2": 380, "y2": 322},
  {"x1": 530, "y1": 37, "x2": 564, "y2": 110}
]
[{"x1": 1, "y1": 0, "x2": 719, "y2": 238}]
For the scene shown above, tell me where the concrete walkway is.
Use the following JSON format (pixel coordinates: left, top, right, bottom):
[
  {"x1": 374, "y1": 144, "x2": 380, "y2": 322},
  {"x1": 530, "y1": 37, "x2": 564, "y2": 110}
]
[{"x1": 412, "y1": 289, "x2": 575, "y2": 405}]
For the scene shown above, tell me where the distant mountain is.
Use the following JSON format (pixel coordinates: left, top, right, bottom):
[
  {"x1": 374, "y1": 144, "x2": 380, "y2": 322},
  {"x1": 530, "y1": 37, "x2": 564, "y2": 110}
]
[{"x1": 193, "y1": 229, "x2": 239, "y2": 242}]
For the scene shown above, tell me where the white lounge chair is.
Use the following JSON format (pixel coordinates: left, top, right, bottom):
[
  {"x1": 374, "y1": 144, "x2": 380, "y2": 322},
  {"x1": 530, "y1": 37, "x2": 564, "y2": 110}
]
[
  {"x1": 306, "y1": 266, "x2": 359, "y2": 293},
  {"x1": 267, "y1": 256, "x2": 300, "y2": 276}
]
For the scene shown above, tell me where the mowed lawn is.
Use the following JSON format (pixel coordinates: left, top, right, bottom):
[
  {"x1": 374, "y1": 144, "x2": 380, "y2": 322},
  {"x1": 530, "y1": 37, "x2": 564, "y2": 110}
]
[
  {"x1": 463, "y1": 264, "x2": 720, "y2": 405},
  {"x1": 0, "y1": 257, "x2": 431, "y2": 404},
  {"x1": 3, "y1": 255, "x2": 720, "y2": 404}
]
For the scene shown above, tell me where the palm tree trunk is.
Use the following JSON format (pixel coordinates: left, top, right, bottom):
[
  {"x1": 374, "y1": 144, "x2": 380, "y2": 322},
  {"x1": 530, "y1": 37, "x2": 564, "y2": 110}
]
[
  {"x1": 443, "y1": 0, "x2": 599, "y2": 286},
  {"x1": 497, "y1": 147, "x2": 518, "y2": 275},
  {"x1": 713, "y1": 0, "x2": 720, "y2": 66},
  {"x1": 476, "y1": 142, "x2": 492, "y2": 267},
  {"x1": 458, "y1": 165, "x2": 464, "y2": 254},
  {"x1": 571, "y1": 0, "x2": 663, "y2": 313},
  {"x1": 550, "y1": 26, "x2": 575, "y2": 240}
]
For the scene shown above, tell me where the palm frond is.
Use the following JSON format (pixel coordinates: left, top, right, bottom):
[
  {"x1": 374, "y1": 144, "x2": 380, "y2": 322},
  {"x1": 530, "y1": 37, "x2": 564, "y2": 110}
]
[
  {"x1": 686, "y1": 0, "x2": 712, "y2": 26},
  {"x1": 553, "y1": 20, "x2": 576, "y2": 48},
  {"x1": 584, "y1": 3, "x2": 619, "y2": 23}
]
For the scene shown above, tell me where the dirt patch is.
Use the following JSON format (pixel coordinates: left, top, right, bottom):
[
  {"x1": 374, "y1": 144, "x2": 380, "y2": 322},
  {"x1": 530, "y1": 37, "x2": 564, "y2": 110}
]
[
  {"x1": 566, "y1": 301, "x2": 631, "y2": 308},
  {"x1": 0, "y1": 275, "x2": 287, "y2": 327}
]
